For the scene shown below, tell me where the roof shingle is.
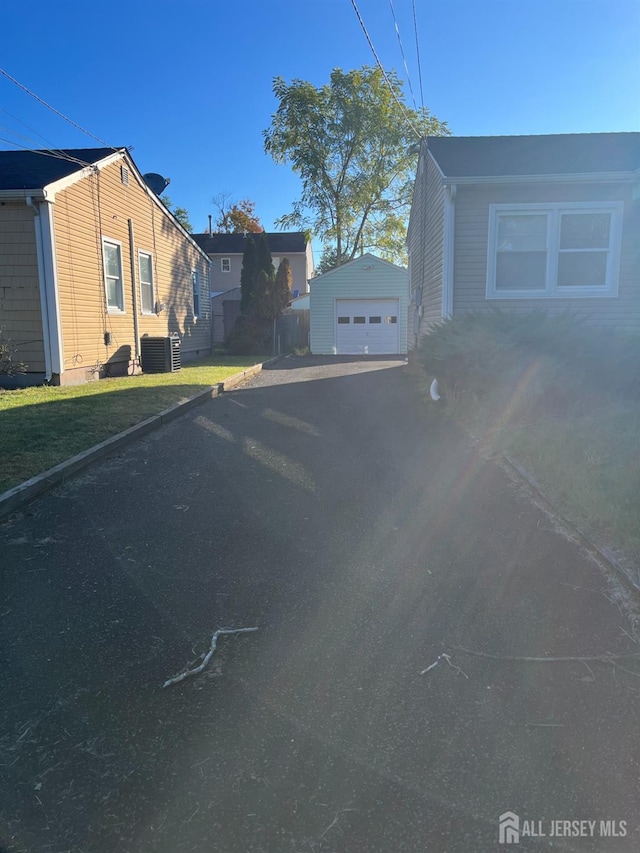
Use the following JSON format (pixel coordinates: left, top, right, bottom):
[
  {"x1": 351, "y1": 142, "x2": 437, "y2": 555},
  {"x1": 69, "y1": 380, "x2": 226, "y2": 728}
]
[
  {"x1": 0, "y1": 148, "x2": 118, "y2": 190},
  {"x1": 425, "y1": 133, "x2": 640, "y2": 179}
]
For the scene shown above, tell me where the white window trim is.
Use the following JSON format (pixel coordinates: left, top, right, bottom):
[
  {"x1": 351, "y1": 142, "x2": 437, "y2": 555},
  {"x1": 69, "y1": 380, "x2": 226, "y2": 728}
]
[
  {"x1": 486, "y1": 201, "x2": 623, "y2": 299},
  {"x1": 221, "y1": 257, "x2": 231, "y2": 272},
  {"x1": 138, "y1": 250, "x2": 155, "y2": 315},
  {"x1": 102, "y1": 237, "x2": 125, "y2": 313}
]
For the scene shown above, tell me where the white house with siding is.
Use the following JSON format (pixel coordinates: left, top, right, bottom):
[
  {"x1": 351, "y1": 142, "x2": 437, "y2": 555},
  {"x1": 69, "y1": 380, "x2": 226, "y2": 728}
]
[
  {"x1": 407, "y1": 132, "x2": 640, "y2": 348},
  {"x1": 309, "y1": 253, "x2": 409, "y2": 355}
]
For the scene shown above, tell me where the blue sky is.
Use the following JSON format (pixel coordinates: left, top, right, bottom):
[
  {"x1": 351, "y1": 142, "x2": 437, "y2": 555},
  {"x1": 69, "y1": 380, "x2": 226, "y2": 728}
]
[{"x1": 0, "y1": 0, "x2": 638, "y2": 250}]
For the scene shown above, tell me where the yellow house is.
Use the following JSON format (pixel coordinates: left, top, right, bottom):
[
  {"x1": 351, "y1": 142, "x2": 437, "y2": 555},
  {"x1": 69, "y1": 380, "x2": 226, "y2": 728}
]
[{"x1": 0, "y1": 147, "x2": 211, "y2": 385}]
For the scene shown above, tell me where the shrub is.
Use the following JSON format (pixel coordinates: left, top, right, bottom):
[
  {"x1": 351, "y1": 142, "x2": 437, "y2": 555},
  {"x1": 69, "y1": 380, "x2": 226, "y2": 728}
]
[
  {"x1": 418, "y1": 309, "x2": 640, "y2": 420},
  {"x1": 0, "y1": 327, "x2": 28, "y2": 376},
  {"x1": 225, "y1": 316, "x2": 270, "y2": 355}
]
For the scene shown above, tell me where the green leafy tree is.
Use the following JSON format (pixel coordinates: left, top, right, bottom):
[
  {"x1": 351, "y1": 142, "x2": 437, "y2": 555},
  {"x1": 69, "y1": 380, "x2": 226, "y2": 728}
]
[
  {"x1": 316, "y1": 247, "x2": 351, "y2": 275},
  {"x1": 160, "y1": 194, "x2": 193, "y2": 232},
  {"x1": 264, "y1": 66, "x2": 449, "y2": 266},
  {"x1": 240, "y1": 236, "x2": 258, "y2": 313}
]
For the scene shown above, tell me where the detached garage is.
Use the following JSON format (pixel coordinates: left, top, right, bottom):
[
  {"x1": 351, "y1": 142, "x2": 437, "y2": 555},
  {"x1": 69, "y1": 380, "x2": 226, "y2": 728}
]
[{"x1": 310, "y1": 253, "x2": 409, "y2": 355}]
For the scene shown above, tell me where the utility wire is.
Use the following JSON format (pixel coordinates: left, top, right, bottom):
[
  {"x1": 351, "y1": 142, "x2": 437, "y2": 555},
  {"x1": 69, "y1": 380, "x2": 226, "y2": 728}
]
[
  {"x1": 0, "y1": 117, "x2": 93, "y2": 167},
  {"x1": 0, "y1": 135, "x2": 92, "y2": 167},
  {"x1": 412, "y1": 0, "x2": 425, "y2": 111},
  {"x1": 0, "y1": 67, "x2": 114, "y2": 149},
  {"x1": 348, "y1": 0, "x2": 422, "y2": 139},
  {"x1": 388, "y1": 0, "x2": 418, "y2": 111}
]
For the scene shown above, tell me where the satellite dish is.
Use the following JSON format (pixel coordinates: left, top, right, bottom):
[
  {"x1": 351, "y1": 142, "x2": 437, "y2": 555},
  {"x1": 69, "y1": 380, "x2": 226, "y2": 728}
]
[{"x1": 143, "y1": 173, "x2": 171, "y2": 195}]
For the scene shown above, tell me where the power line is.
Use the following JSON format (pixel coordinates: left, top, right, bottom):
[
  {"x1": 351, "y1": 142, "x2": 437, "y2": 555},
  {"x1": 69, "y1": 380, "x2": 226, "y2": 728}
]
[
  {"x1": 0, "y1": 135, "x2": 92, "y2": 167},
  {"x1": 388, "y1": 0, "x2": 418, "y2": 111},
  {"x1": 0, "y1": 115, "x2": 93, "y2": 167},
  {"x1": 348, "y1": 0, "x2": 422, "y2": 139},
  {"x1": 0, "y1": 67, "x2": 114, "y2": 149},
  {"x1": 412, "y1": 0, "x2": 425, "y2": 111}
]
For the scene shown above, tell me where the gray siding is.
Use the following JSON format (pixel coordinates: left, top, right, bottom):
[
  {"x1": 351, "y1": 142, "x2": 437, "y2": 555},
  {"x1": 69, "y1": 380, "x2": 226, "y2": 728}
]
[
  {"x1": 407, "y1": 147, "x2": 445, "y2": 348},
  {"x1": 310, "y1": 253, "x2": 409, "y2": 354},
  {"x1": 209, "y1": 251, "x2": 311, "y2": 296},
  {"x1": 453, "y1": 181, "x2": 639, "y2": 330}
]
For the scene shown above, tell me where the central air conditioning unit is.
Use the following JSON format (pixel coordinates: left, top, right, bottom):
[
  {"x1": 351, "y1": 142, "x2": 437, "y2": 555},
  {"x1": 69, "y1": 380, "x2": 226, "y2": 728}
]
[{"x1": 140, "y1": 336, "x2": 181, "y2": 373}]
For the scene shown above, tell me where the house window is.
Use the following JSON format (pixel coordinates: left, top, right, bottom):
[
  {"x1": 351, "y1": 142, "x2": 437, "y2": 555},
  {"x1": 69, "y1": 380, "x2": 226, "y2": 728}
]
[
  {"x1": 102, "y1": 238, "x2": 125, "y2": 312},
  {"x1": 337, "y1": 316, "x2": 350, "y2": 324},
  {"x1": 487, "y1": 202, "x2": 623, "y2": 299},
  {"x1": 369, "y1": 316, "x2": 382, "y2": 324},
  {"x1": 138, "y1": 252, "x2": 155, "y2": 314},
  {"x1": 272, "y1": 257, "x2": 281, "y2": 272},
  {"x1": 221, "y1": 258, "x2": 231, "y2": 272},
  {"x1": 192, "y1": 270, "x2": 200, "y2": 317}
]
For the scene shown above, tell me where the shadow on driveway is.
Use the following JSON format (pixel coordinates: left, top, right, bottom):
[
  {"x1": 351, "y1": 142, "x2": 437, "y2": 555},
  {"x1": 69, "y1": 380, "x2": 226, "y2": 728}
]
[{"x1": 1, "y1": 357, "x2": 639, "y2": 852}]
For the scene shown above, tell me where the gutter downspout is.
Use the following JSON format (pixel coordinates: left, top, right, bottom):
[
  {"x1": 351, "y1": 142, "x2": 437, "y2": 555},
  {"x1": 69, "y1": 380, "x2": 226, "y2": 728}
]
[
  {"x1": 128, "y1": 219, "x2": 141, "y2": 367},
  {"x1": 442, "y1": 184, "x2": 456, "y2": 320},
  {"x1": 27, "y1": 196, "x2": 53, "y2": 382},
  {"x1": 39, "y1": 201, "x2": 64, "y2": 378}
]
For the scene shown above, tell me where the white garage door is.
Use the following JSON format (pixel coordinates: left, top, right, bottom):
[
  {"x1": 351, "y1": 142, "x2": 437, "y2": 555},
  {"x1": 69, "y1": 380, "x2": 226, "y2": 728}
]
[{"x1": 335, "y1": 299, "x2": 399, "y2": 354}]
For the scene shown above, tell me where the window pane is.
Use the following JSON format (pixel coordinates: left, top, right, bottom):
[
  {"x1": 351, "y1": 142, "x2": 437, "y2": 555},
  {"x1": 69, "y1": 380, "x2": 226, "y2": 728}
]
[
  {"x1": 139, "y1": 254, "x2": 152, "y2": 283},
  {"x1": 496, "y1": 251, "x2": 547, "y2": 290},
  {"x1": 337, "y1": 316, "x2": 350, "y2": 324},
  {"x1": 497, "y1": 215, "x2": 547, "y2": 251},
  {"x1": 557, "y1": 251, "x2": 608, "y2": 287},
  {"x1": 104, "y1": 243, "x2": 120, "y2": 277},
  {"x1": 354, "y1": 316, "x2": 365, "y2": 324},
  {"x1": 369, "y1": 316, "x2": 381, "y2": 324},
  {"x1": 385, "y1": 316, "x2": 397, "y2": 324},
  {"x1": 106, "y1": 277, "x2": 122, "y2": 309},
  {"x1": 560, "y1": 213, "x2": 610, "y2": 250},
  {"x1": 141, "y1": 282, "x2": 153, "y2": 313}
]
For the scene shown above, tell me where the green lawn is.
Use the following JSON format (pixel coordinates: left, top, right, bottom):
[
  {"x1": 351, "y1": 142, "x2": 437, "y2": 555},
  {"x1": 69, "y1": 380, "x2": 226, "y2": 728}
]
[
  {"x1": 505, "y1": 405, "x2": 640, "y2": 558},
  {"x1": 0, "y1": 356, "x2": 260, "y2": 493}
]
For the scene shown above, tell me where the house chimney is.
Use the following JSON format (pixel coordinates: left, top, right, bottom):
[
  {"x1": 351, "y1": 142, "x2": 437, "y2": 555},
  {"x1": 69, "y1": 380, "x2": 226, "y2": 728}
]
[{"x1": 208, "y1": 214, "x2": 212, "y2": 235}]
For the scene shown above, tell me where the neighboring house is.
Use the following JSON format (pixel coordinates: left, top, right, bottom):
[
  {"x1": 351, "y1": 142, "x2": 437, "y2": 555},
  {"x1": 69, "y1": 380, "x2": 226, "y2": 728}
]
[
  {"x1": 192, "y1": 231, "x2": 314, "y2": 297},
  {"x1": 0, "y1": 147, "x2": 211, "y2": 385},
  {"x1": 191, "y1": 231, "x2": 314, "y2": 344},
  {"x1": 407, "y1": 133, "x2": 640, "y2": 346},
  {"x1": 310, "y1": 253, "x2": 409, "y2": 355}
]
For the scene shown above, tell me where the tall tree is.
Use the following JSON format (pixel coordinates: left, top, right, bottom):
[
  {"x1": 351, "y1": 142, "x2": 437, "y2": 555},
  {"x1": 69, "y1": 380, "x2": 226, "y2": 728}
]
[
  {"x1": 316, "y1": 246, "x2": 351, "y2": 275},
  {"x1": 213, "y1": 194, "x2": 263, "y2": 233},
  {"x1": 264, "y1": 66, "x2": 449, "y2": 266},
  {"x1": 240, "y1": 236, "x2": 258, "y2": 313},
  {"x1": 255, "y1": 232, "x2": 275, "y2": 281},
  {"x1": 159, "y1": 194, "x2": 193, "y2": 232},
  {"x1": 275, "y1": 257, "x2": 293, "y2": 304}
]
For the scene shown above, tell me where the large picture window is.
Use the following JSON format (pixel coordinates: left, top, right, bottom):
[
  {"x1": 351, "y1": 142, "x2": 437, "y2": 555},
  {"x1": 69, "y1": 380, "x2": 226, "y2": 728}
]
[
  {"x1": 102, "y1": 239, "x2": 124, "y2": 312},
  {"x1": 487, "y1": 202, "x2": 622, "y2": 299}
]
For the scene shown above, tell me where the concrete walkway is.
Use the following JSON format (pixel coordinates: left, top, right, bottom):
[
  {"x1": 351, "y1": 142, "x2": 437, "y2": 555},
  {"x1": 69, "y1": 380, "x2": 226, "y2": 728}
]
[{"x1": 1, "y1": 356, "x2": 639, "y2": 852}]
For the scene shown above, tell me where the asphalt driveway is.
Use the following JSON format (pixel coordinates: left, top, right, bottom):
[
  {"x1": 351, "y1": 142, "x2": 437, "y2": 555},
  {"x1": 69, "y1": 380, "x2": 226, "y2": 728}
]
[{"x1": 2, "y1": 355, "x2": 639, "y2": 852}]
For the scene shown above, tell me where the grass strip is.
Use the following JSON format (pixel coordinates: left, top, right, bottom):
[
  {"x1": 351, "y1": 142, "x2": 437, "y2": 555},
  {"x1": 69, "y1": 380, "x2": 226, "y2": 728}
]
[{"x1": 0, "y1": 356, "x2": 260, "y2": 492}]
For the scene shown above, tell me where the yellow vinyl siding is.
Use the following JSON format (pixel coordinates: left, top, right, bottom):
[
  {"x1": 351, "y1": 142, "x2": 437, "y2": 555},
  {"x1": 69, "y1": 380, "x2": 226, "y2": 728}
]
[
  {"x1": 52, "y1": 156, "x2": 210, "y2": 378},
  {"x1": 0, "y1": 202, "x2": 45, "y2": 371}
]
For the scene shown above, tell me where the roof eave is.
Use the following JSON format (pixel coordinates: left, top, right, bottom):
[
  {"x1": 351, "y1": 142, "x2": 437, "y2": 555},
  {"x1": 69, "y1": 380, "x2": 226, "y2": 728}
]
[
  {"x1": 440, "y1": 170, "x2": 638, "y2": 186},
  {"x1": 0, "y1": 188, "x2": 47, "y2": 199}
]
